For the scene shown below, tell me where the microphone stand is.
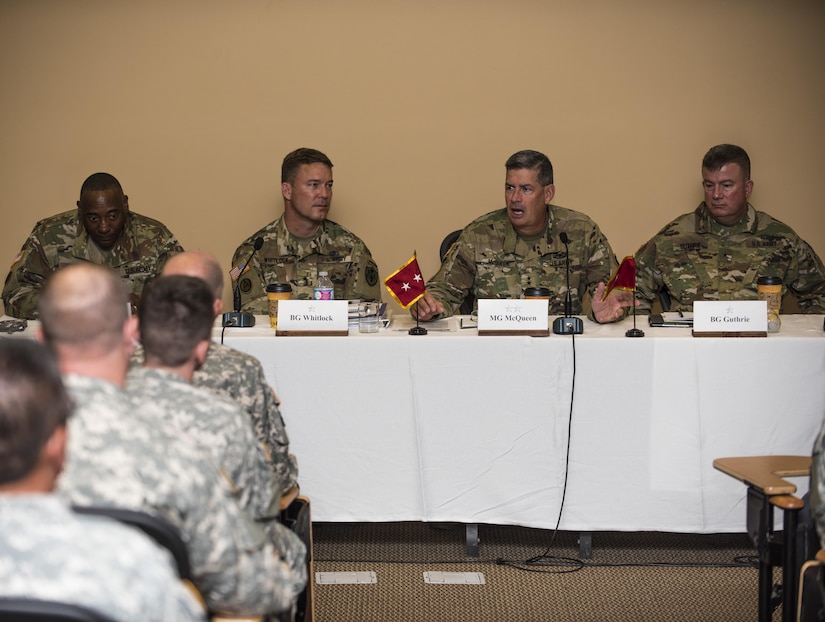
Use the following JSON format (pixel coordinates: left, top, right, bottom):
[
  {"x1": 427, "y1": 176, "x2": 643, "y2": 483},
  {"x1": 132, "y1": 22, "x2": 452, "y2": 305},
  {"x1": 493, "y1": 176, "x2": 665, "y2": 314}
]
[
  {"x1": 552, "y1": 233, "x2": 584, "y2": 335},
  {"x1": 223, "y1": 237, "x2": 263, "y2": 328}
]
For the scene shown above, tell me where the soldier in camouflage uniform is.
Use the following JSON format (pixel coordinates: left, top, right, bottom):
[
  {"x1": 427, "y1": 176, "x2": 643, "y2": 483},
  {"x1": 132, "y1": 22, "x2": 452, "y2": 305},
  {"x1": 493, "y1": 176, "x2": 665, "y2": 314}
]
[
  {"x1": 128, "y1": 275, "x2": 306, "y2": 577},
  {"x1": 39, "y1": 264, "x2": 305, "y2": 617},
  {"x1": 634, "y1": 144, "x2": 825, "y2": 313},
  {"x1": 415, "y1": 150, "x2": 632, "y2": 322},
  {"x1": 810, "y1": 419, "x2": 825, "y2": 550},
  {"x1": 231, "y1": 148, "x2": 381, "y2": 313},
  {"x1": 0, "y1": 338, "x2": 206, "y2": 622},
  {"x1": 2, "y1": 171, "x2": 183, "y2": 319},
  {"x1": 161, "y1": 250, "x2": 299, "y2": 492}
]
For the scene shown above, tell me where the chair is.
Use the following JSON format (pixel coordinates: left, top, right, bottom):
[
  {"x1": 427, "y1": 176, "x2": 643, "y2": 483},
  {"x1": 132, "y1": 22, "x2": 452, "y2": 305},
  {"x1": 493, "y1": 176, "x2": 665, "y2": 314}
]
[
  {"x1": 281, "y1": 495, "x2": 315, "y2": 622},
  {"x1": 72, "y1": 505, "x2": 192, "y2": 580},
  {"x1": 798, "y1": 549, "x2": 825, "y2": 622},
  {"x1": 439, "y1": 230, "x2": 474, "y2": 316},
  {"x1": 0, "y1": 598, "x2": 116, "y2": 621},
  {"x1": 713, "y1": 455, "x2": 812, "y2": 622}
]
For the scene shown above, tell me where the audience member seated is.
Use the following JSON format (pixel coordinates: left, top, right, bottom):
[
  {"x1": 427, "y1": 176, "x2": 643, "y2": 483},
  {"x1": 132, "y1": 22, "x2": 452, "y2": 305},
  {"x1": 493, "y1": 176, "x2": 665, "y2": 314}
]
[
  {"x1": 39, "y1": 263, "x2": 304, "y2": 618},
  {"x1": 159, "y1": 250, "x2": 299, "y2": 493},
  {"x1": 127, "y1": 274, "x2": 307, "y2": 582},
  {"x1": 0, "y1": 338, "x2": 206, "y2": 622}
]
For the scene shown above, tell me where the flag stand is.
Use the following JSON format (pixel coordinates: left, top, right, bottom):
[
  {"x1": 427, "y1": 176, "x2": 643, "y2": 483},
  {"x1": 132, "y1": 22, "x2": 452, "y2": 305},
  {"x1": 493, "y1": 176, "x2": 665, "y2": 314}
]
[
  {"x1": 626, "y1": 289, "x2": 644, "y2": 338},
  {"x1": 409, "y1": 302, "x2": 427, "y2": 335}
]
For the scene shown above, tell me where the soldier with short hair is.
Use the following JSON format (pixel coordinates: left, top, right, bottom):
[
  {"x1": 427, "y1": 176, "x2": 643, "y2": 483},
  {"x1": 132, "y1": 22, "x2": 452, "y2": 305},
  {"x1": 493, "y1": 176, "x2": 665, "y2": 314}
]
[
  {"x1": 2, "y1": 172, "x2": 183, "y2": 319},
  {"x1": 40, "y1": 263, "x2": 304, "y2": 617},
  {"x1": 634, "y1": 144, "x2": 825, "y2": 313},
  {"x1": 126, "y1": 274, "x2": 306, "y2": 580},
  {"x1": 0, "y1": 338, "x2": 206, "y2": 622},
  {"x1": 414, "y1": 149, "x2": 633, "y2": 322},
  {"x1": 231, "y1": 147, "x2": 381, "y2": 312},
  {"x1": 160, "y1": 250, "x2": 299, "y2": 492}
]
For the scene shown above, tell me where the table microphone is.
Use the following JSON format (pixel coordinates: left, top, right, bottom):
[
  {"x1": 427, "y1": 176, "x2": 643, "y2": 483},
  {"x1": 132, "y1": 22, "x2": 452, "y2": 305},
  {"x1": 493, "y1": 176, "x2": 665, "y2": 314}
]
[
  {"x1": 552, "y1": 232, "x2": 584, "y2": 335},
  {"x1": 223, "y1": 237, "x2": 264, "y2": 328}
]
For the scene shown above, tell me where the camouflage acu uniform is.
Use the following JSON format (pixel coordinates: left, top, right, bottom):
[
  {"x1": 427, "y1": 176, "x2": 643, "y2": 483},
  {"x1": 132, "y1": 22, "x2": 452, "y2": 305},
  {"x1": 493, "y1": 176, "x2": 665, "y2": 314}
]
[
  {"x1": 0, "y1": 495, "x2": 206, "y2": 622},
  {"x1": 2, "y1": 209, "x2": 183, "y2": 319},
  {"x1": 125, "y1": 367, "x2": 307, "y2": 578},
  {"x1": 193, "y1": 342, "x2": 299, "y2": 491},
  {"x1": 634, "y1": 204, "x2": 825, "y2": 313},
  {"x1": 232, "y1": 214, "x2": 381, "y2": 313},
  {"x1": 57, "y1": 374, "x2": 305, "y2": 617},
  {"x1": 811, "y1": 420, "x2": 825, "y2": 550},
  {"x1": 425, "y1": 206, "x2": 618, "y2": 318}
]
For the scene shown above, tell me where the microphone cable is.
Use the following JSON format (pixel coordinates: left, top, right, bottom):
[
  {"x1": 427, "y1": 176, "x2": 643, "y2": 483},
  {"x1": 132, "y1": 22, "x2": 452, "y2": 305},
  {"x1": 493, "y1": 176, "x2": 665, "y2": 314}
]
[{"x1": 498, "y1": 325, "x2": 579, "y2": 572}]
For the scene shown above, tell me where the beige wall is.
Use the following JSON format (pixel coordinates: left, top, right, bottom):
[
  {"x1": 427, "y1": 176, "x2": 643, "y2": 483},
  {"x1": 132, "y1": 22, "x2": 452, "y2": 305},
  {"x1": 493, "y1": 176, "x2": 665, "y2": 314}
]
[{"x1": 2, "y1": 0, "x2": 823, "y2": 313}]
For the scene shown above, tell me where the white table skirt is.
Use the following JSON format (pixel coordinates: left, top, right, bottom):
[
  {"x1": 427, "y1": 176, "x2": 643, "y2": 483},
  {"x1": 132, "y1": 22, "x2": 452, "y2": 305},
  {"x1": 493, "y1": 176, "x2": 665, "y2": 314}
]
[{"x1": 213, "y1": 313, "x2": 825, "y2": 533}]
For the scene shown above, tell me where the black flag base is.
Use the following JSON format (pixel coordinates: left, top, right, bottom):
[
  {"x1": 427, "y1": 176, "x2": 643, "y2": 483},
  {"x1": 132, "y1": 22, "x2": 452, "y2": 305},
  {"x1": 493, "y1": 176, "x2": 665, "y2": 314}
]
[
  {"x1": 409, "y1": 300, "x2": 428, "y2": 335},
  {"x1": 625, "y1": 289, "x2": 644, "y2": 337}
]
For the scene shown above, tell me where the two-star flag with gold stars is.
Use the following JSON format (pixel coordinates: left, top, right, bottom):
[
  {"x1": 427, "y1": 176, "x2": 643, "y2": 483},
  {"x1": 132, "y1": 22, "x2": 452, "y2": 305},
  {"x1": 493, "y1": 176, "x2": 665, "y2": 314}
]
[{"x1": 384, "y1": 253, "x2": 426, "y2": 308}]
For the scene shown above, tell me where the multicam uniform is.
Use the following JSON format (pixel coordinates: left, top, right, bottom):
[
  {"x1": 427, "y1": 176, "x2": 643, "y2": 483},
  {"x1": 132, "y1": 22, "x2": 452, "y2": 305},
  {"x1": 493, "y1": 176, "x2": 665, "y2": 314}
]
[
  {"x1": 425, "y1": 206, "x2": 618, "y2": 318},
  {"x1": 125, "y1": 367, "x2": 306, "y2": 579},
  {"x1": 811, "y1": 421, "x2": 825, "y2": 550},
  {"x1": 57, "y1": 374, "x2": 304, "y2": 617},
  {"x1": 634, "y1": 204, "x2": 825, "y2": 313},
  {"x1": 231, "y1": 215, "x2": 381, "y2": 313},
  {"x1": 193, "y1": 342, "x2": 299, "y2": 492},
  {"x1": 2, "y1": 209, "x2": 183, "y2": 319},
  {"x1": 0, "y1": 495, "x2": 206, "y2": 622}
]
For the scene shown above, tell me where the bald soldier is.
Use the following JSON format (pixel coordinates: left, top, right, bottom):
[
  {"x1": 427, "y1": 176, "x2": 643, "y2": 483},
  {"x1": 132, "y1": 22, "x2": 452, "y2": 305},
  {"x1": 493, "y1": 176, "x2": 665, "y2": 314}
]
[
  {"x1": 40, "y1": 264, "x2": 304, "y2": 617},
  {"x1": 160, "y1": 250, "x2": 299, "y2": 492},
  {"x1": 2, "y1": 172, "x2": 183, "y2": 319}
]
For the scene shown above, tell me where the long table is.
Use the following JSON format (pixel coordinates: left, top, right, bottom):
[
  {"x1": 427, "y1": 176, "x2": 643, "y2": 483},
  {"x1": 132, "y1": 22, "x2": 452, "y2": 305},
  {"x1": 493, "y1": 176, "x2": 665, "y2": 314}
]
[{"x1": 215, "y1": 314, "x2": 825, "y2": 534}]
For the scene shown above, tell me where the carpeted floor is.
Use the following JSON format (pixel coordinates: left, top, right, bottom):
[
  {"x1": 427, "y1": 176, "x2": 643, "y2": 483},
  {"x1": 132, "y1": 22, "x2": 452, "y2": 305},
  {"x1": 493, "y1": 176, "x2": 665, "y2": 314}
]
[{"x1": 310, "y1": 522, "x2": 774, "y2": 622}]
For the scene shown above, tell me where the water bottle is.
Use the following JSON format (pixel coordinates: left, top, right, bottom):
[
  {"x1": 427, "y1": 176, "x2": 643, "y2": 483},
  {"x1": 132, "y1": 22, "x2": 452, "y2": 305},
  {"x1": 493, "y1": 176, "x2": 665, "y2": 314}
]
[{"x1": 314, "y1": 271, "x2": 334, "y2": 300}]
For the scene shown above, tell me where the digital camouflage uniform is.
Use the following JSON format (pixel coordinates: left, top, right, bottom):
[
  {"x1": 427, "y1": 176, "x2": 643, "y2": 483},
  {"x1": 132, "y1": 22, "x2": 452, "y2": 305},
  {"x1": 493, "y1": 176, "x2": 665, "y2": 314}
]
[
  {"x1": 811, "y1": 420, "x2": 825, "y2": 550},
  {"x1": 2, "y1": 209, "x2": 183, "y2": 319},
  {"x1": 231, "y1": 215, "x2": 381, "y2": 313},
  {"x1": 193, "y1": 342, "x2": 298, "y2": 492},
  {"x1": 125, "y1": 366, "x2": 306, "y2": 579},
  {"x1": 0, "y1": 495, "x2": 206, "y2": 622},
  {"x1": 425, "y1": 206, "x2": 619, "y2": 318},
  {"x1": 634, "y1": 204, "x2": 825, "y2": 313},
  {"x1": 57, "y1": 374, "x2": 305, "y2": 617}
]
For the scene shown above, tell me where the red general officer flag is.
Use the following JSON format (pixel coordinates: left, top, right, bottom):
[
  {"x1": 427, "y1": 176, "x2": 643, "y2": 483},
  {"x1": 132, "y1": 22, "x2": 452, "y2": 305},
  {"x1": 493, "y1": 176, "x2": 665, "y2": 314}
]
[
  {"x1": 385, "y1": 254, "x2": 426, "y2": 309},
  {"x1": 602, "y1": 256, "x2": 636, "y2": 300}
]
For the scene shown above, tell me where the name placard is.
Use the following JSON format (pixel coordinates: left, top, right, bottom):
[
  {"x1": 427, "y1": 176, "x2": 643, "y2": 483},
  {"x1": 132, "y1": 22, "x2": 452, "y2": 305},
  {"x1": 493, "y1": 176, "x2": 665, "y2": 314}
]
[
  {"x1": 692, "y1": 301, "x2": 767, "y2": 337},
  {"x1": 276, "y1": 300, "x2": 349, "y2": 336},
  {"x1": 476, "y1": 299, "x2": 550, "y2": 336}
]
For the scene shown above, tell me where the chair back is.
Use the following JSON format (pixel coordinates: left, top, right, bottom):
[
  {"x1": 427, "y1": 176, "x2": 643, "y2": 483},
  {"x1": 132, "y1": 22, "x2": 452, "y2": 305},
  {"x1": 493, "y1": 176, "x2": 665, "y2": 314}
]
[
  {"x1": 72, "y1": 505, "x2": 192, "y2": 580},
  {"x1": 438, "y1": 230, "x2": 474, "y2": 316},
  {"x1": 0, "y1": 598, "x2": 115, "y2": 622}
]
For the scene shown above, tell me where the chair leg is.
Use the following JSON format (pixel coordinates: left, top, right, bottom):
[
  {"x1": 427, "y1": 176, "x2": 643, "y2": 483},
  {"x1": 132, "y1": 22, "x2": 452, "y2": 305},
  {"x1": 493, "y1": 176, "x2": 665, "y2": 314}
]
[{"x1": 465, "y1": 523, "x2": 479, "y2": 557}]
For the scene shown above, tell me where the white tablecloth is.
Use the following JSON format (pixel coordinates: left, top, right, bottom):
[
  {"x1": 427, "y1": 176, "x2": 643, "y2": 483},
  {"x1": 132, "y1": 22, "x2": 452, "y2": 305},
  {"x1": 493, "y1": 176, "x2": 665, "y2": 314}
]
[{"x1": 214, "y1": 313, "x2": 825, "y2": 533}]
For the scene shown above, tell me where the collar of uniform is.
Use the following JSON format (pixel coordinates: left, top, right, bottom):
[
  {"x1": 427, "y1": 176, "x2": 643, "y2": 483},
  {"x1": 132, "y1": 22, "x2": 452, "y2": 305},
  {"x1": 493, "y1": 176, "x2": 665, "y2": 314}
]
[
  {"x1": 503, "y1": 205, "x2": 554, "y2": 256},
  {"x1": 71, "y1": 211, "x2": 139, "y2": 266},
  {"x1": 276, "y1": 213, "x2": 329, "y2": 259},
  {"x1": 696, "y1": 203, "x2": 757, "y2": 237}
]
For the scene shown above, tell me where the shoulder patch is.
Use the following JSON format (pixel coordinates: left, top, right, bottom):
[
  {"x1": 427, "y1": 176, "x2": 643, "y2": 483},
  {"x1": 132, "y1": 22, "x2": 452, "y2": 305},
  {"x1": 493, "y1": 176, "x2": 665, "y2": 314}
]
[
  {"x1": 365, "y1": 264, "x2": 379, "y2": 287},
  {"x1": 239, "y1": 278, "x2": 252, "y2": 293}
]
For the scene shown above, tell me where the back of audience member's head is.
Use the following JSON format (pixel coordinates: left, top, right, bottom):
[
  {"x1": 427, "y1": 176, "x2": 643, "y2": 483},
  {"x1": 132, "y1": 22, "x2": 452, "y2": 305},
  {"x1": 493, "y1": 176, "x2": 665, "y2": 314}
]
[
  {"x1": 161, "y1": 251, "x2": 224, "y2": 301},
  {"x1": 0, "y1": 339, "x2": 72, "y2": 488},
  {"x1": 139, "y1": 275, "x2": 215, "y2": 367},
  {"x1": 38, "y1": 263, "x2": 129, "y2": 354}
]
